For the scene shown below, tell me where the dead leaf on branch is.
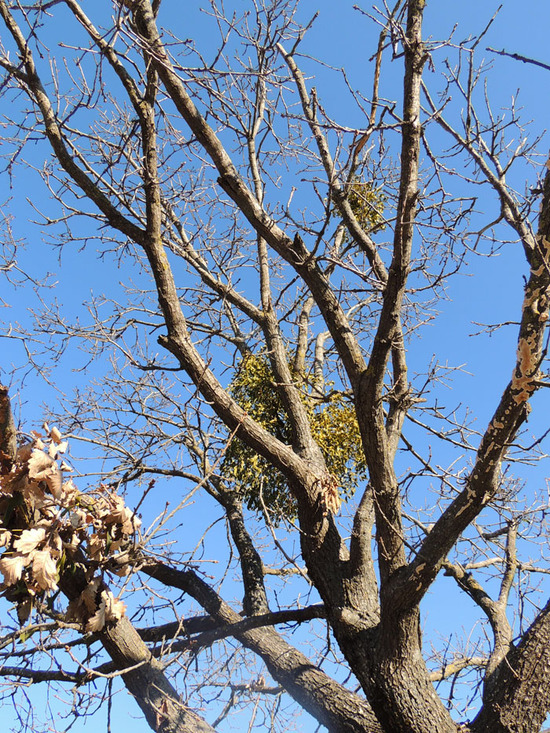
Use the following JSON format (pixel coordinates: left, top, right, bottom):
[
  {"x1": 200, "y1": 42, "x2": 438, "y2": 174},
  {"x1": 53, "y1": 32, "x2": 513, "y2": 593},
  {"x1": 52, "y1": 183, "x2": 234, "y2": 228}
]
[
  {"x1": 315, "y1": 473, "x2": 342, "y2": 515},
  {"x1": 27, "y1": 449, "x2": 63, "y2": 498},
  {"x1": 0, "y1": 529, "x2": 12, "y2": 548},
  {"x1": 31, "y1": 549, "x2": 59, "y2": 591},
  {"x1": 27, "y1": 449, "x2": 54, "y2": 480},
  {"x1": 0, "y1": 553, "x2": 28, "y2": 585},
  {"x1": 13, "y1": 527, "x2": 46, "y2": 554},
  {"x1": 0, "y1": 425, "x2": 140, "y2": 627},
  {"x1": 85, "y1": 598, "x2": 107, "y2": 633},
  {"x1": 44, "y1": 424, "x2": 63, "y2": 445},
  {"x1": 69, "y1": 578, "x2": 130, "y2": 632},
  {"x1": 48, "y1": 440, "x2": 68, "y2": 460},
  {"x1": 80, "y1": 577, "x2": 102, "y2": 613},
  {"x1": 86, "y1": 589, "x2": 126, "y2": 633},
  {"x1": 16, "y1": 444, "x2": 33, "y2": 463},
  {"x1": 16, "y1": 597, "x2": 32, "y2": 625}
]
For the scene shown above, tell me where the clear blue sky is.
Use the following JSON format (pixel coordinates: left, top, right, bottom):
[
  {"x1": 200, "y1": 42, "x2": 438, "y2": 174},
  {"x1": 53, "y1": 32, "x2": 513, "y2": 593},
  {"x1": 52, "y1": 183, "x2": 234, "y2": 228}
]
[{"x1": 2, "y1": 1, "x2": 550, "y2": 731}]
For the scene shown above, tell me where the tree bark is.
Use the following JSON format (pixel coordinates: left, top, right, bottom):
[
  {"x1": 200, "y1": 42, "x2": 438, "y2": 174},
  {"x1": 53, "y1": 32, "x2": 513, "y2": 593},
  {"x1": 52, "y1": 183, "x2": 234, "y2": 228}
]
[
  {"x1": 471, "y1": 598, "x2": 550, "y2": 733},
  {"x1": 0, "y1": 385, "x2": 17, "y2": 468},
  {"x1": 143, "y1": 561, "x2": 384, "y2": 733}
]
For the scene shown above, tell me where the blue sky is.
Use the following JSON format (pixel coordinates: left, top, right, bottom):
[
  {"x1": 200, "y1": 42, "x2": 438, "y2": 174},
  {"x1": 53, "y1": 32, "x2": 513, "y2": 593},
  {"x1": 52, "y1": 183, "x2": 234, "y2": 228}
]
[{"x1": 2, "y1": 1, "x2": 550, "y2": 731}]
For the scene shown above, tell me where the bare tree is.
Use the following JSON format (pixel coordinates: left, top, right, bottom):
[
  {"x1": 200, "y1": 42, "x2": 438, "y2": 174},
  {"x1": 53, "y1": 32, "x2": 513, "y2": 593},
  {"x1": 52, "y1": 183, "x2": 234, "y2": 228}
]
[{"x1": 0, "y1": 1, "x2": 550, "y2": 731}]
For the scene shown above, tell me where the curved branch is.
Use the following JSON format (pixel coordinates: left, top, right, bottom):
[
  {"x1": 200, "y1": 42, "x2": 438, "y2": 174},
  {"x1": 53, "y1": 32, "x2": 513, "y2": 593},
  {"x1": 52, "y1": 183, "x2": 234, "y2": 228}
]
[
  {"x1": 0, "y1": 0, "x2": 145, "y2": 244},
  {"x1": 391, "y1": 161, "x2": 550, "y2": 614},
  {"x1": 442, "y1": 559, "x2": 513, "y2": 679},
  {"x1": 129, "y1": 0, "x2": 368, "y2": 388},
  {"x1": 141, "y1": 560, "x2": 383, "y2": 733},
  {"x1": 471, "y1": 596, "x2": 550, "y2": 733}
]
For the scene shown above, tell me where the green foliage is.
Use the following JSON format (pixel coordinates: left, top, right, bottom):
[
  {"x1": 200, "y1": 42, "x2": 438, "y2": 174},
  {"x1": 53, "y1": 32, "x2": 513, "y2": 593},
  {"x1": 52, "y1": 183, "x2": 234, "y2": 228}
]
[
  {"x1": 342, "y1": 177, "x2": 386, "y2": 240},
  {"x1": 221, "y1": 353, "x2": 366, "y2": 519}
]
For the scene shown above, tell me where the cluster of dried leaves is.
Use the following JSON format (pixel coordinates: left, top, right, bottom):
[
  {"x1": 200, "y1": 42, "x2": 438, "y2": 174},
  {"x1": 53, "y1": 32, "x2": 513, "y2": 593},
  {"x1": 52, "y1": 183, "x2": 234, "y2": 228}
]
[{"x1": 0, "y1": 425, "x2": 140, "y2": 629}]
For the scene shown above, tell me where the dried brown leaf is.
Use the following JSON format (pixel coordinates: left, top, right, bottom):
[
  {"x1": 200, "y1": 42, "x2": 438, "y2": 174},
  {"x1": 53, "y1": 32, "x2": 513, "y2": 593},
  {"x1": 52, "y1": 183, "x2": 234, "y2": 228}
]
[
  {"x1": 16, "y1": 598, "x2": 33, "y2": 625},
  {"x1": 88, "y1": 534, "x2": 105, "y2": 561},
  {"x1": 16, "y1": 444, "x2": 33, "y2": 463},
  {"x1": 0, "y1": 529, "x2": 12, "y2": 548},
  {"x1": 86, "y1": 589, "x2": 125, "y2": 632},
  {"x1": 48, "y1": 440, "x2": 68, "y2": 459},
  {"x1": 0, "y1": 554, "x2": 27, "y2": 585},
  {"x1": 27, "y1": 450, "x2": 54, "y2": 480},
  {"x1": 14, "y1": 527, "x2": 46, "y2": 554},
  {"x1": 80, "y1": 577, "x2": 101, "y2": 613},
  {"x1": 86, "y1": 600, "x2": 106, "y2": 632},
  {"x1": 49, "y1": 427, "x2": 62, "y2": 444},
  {"x1": 44, "y1": 466, "x2": 63, "y2": 498},
  {"x1": 104, "y1": 591, "x2": 126, "y2": 622},
  {"x1": 31, "y1": 549, "x2": 58, "y2": 591}
]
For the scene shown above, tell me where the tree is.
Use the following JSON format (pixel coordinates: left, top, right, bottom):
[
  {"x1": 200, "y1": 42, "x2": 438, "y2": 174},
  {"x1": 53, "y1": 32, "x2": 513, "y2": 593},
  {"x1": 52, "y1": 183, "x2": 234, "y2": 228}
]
[{"x1": 1, "y1": 0, "x2": 550, "y2": 731}]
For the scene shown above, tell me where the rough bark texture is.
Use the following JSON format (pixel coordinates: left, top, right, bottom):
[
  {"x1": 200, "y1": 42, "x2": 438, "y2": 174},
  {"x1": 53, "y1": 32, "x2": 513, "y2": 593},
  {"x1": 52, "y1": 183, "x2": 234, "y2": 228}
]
[
  {"x1": 99, "y1": 616, "x2": 216, "y2": 733},
  {"x1": 57, "y1": 562, "x2": 216, "y2": 733},
  {"x1": 143, "y1": 562, "x2": 384, "y2": 733},
  {"x1": 2, "y1": 1, "x2": 550, "y2": 731},
  {"x1": 471, "y1": 599, "x2": 550, "y2": 733},
  {"x1": 0, "y1": 385, "x2": 17, "y2": 468}
]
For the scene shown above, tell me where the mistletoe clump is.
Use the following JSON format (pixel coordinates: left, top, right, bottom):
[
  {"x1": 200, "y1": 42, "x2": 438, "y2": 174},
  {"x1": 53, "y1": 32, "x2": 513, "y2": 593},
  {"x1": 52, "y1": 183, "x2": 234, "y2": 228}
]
[
  {"x1": 221, "y1": 353, "x2": 366, "y2": 519},
  {"x1": 342, "y1": 177, "x2": 386, "y2": 240},
  {"x1": 0, "y1": 424, "x2": 140, "y2": 629}
]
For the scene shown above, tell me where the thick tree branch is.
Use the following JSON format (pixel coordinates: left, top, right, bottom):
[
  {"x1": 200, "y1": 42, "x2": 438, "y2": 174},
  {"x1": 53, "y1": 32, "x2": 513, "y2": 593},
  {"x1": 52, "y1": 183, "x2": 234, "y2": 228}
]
[
  {"x1": 141, "y1": 560, "x2": 383, "y2": 733},
  {"x1": 0, "y1": 0, "x2": 145, "y2": 244},
  {"x1": 0, "y1": 2, "x2": 328, "y2": 503},
  {"x1": 0, "y1": 387, "x2": 215, "y2": 733},
  {"x1": 220, "y1": 493, "x2": 270, "y2": 616},
  {"x1": 129, "y1": 0, "x2": 368, "y2": 389},
  {"x1": 392, "y1": 160, "x2": 550, "y2": 614},
  {"x1": 358, "y1": 0, "x2": 425, "y2": 585},
  {"x1": 442, "y1": 558, "x2": 513, "y2": 680},
  {"x1": 277, "y1": 39, "x2": 412, "y2": 591},
  {"x1": 472, "y1": 596, "x2": 550, "y2": 733}
]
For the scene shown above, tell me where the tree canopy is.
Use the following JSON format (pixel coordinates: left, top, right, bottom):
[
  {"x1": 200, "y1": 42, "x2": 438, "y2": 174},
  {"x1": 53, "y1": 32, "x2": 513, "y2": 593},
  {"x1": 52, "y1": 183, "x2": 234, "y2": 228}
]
[{"x1": 1, "y1": 1, "x2": 550, "y2": 732}]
